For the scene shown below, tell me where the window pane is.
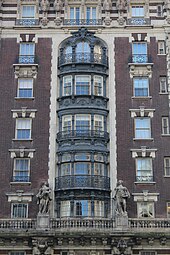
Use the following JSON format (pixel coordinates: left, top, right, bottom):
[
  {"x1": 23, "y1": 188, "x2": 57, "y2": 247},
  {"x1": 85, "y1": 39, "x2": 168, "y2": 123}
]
[
  {"x1": 22, "y1": 5, "x2": 35, "y2": 18},
  {"x1": 62, "y1": 116, "x2": 72, "y2": 132},
  {"x1": 134, "y1": 78, "x2": 149, "y2": 97},
  {"x1": 16, "y1": 119, "x2": 31, "y2": 139},
  {"x1": 63, "y1": 76, "x2": 72, "y2": 96},
  {"x1": 164, "y1": 158, "x2": 170, "y2": 176},
  {"x1": 94, "y1": 76, "x2": 103, "y2": 96},
  {"x1": 132, "y1": 6, "x2": 144, "y2": 17},
  {"x1": 61, "y1": 163, "x2": 71, "y2": 176},
  {"x1": 12, "y1": 204, "x2": 27, "y2": 218},
  {"x1": 94, "y1": 115, "x2": 104, "y2": 131},
  {"x1": 18, "y1": 78, "x2": 33, "y2": 98},
  {"x1": 135, "y1": 118, "x2": 151, "y2": 138},
  {"x1": 75, "y1": 115, "x2": 90, "y2": 134},
  {"x1": 138, "y1": 202, "x2": 154, "y2": 218},
  {"x1": 14, "y1": 159, "x2": 30, "y2": 182},
  {"x1": 20, "y1": 43, "x2": 35, "y2": 55},
  {"x1": 75, "y1": 162, "x2": 91, "y2": 174},
  {"x1": 75, "y1": 76, "x2": 90, "y2": 95},
  {"x1": 75, "y1": 200, "x2": 89, "y2": 216},
  {"x1": 75, "y1": 153, "x2": 90, "y2": 161}
]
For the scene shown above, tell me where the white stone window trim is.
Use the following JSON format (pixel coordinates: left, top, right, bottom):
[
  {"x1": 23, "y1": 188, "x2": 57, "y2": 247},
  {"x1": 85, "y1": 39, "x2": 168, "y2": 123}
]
[
  {"x1": 131, "y1": 146, "x2": 157, "y2": 158},
  {"x1": 6, "y1": 190, "x2": 34, "y2": 203},
  {"x1": 132, "y1": 191, "x2": 159, "y2": 202},
  {"x1": 130, "y1": 107, "x2": 155, "y2": 118},
  {"x1": 9, "y1": 148, "x2": 35, "y2": 159},
  {"x1": 12, "y1": 107, "x2": 37, "y2": 118}
]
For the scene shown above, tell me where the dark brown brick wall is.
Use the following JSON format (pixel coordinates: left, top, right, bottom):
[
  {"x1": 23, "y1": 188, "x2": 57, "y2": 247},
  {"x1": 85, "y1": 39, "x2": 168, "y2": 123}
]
[
  {"x1": 0, "y1": 38, "x2": 52, "y2": 218},
  {"x1": 115, "y1": 37, "x2": 170, "y2": 218}
]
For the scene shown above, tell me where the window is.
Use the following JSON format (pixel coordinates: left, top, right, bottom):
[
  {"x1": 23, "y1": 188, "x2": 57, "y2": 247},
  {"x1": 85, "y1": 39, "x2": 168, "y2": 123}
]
[
  {"x1": 138, "y1": 202, "x2": 154, "y2": 218},
  {"x1": 19, "y1": 43, "x2": 35, "y2": 64},
  {"x1": 22, "y1": 5, "x2": 35, "y2": 19},
  {"x1": 75, "y1": 200, "x2": 89, "y2": 216},
  {"x1": 136, "y1": 158, "x2": 153, "y2": 182},
  {"x1": 157, "y1": 5, "x2": 163, "y2": 17},
  {"x1": 132, "y1": 43, "x2": 147, "y2": 63},
  {"x1": 62, "y1": 153, "x2": 71, "y2": 162},
  {"x1": 135, "y1": 118, "x2": 151, "y2": 139},
  {"x1": 162, "y1": 117, "x2": 169, "y2": 135},
  {"x1": 140, "y1": 252, "x2": 156, "y2": 255},
  {"x1": 75, "y1": 75, "x2": 90, "y2": 95},
  {"x1": 132, "y1": 6, "x2": 144, "y2": 17},
  {"x1": 160, "y1": 77, "x2": 167, "y2": 93},
  {"x1": 86, "y1": 7, "x2": 96, "y2": 21},
  {"x1": 63, "y1": 76, "x2": 72, "y2": 96},
  {"x1": 13, "y1": 158, "x2": 30, "y2": 182},
  {"x1": 61, "y1": 163, "x2": 71, "y2": 176},
  {"x1": 94, "y1": 163, "x2": 104, "y2": 175},
  {"x1": 94, "y1": 76, "x2": 103, "y2": 96},
  {"x1": 10, "y1": 252, "x2": 25, "y2": 255},
  {"x1": 15, "y1": 119, "x2": 32, "y2": 140},
  {"x1": 133, "y1": 78, "x2": 149, "y2": 97},
  {"x1": 164, "y1": 157, "x2": 170, "y2": 176},
  {"x1": 167, "y1": 202, "x2": 170, "y2": 218},
  {"x1": 62, "y1": 115, "x2": 72, "y2": 133},
  {"x1": 75, "y1": 153, "x2": 90, "y2": 161},
  {"x1": 94, "y1": 115, "x2": 104, "y2": 132},
  {"x1": 75, "y1": 115, "x2": 91, "y2": 135},
  {"x1": 12, "y1": 203, "x2": 28, "y2": 218},
  {"x1": 70, "y1": 7, "x2": 80, "y2": 23},
  {"x1": 158, "y1": 41, "x2": 165, "y2": 54},
  {"x1": 60, "y1": 201, "x2": 70, "y2": 217},
  {"x1": 17, "y1": 78, "x2": 33, "y2": 98},
  {"x1": 94, "y1": 201, "x2": 105, "y2": 217},
  {"x1": 75, "y1": 162, "x2": 91, "y2": 175},
  {"x1": 76, "y1": 42, "x2": 91, "y2": 62}
]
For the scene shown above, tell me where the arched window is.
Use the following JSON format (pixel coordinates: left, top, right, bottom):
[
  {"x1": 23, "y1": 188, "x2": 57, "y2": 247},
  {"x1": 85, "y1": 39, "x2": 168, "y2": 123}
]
[
  {"x1": 64, "y1": 45, "x2": 72, "y2": 64},
  {"x1": 76, "y1": 41, "x2": 90, "y2": 62}
]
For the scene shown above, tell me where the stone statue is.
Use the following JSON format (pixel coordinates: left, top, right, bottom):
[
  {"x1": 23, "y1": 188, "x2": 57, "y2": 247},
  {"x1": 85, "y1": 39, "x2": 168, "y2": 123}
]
[
  {"x1": 36, "y1": 182, "x2": 52, "y2": 214},
  {"x1": 54, "y1": 0, "x2": 62, "y2": 12},
  {"x1": 113, "y1": 180, "x2": 130, "y2": 215},
  {"x1": 40, "y1": 0, "x2": 50, "y2": 12},
  {"x1": 116, "y1": 0, "x2": 127, "y2": 11}
]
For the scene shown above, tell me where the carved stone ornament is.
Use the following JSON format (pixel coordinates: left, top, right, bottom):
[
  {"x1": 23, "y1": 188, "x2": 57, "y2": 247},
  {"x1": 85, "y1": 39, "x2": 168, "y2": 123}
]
[
  {"x1": 113, "y1": 180, "x2": 130, "y2": 216},
  {"x1": 117, "y1": 17, "x2": 125, "y2": 26},
  {"x1": 54, "y1": 0, "x2": 62, "y2": 12},
  {"x1": 36, "y1": 182, "x2": 52, "y2": 214},
  {"x1": 54, "y1": 17, "x2": 62, "y2": 26},
  {"x1": 116, "y1": 0, "x2": 127, "y2": 11},
  {"x1": 40, "y1": 0, "x2": 50, "y2": 12},
  {"x1": 41, "y1": 17, "x2": 49, "y2": 26},
  {"x1": 32, "y1": 238, "x2": 53, "y2": 255},
  {"x1": 112, "y1": 238, "x2": 132, "y2": 255},
  {"x1": 103, "y1": 0, "x2": 112, "y2": 11},
  {"x1": 0, "y1": 0, "x2": 3, "y2": 9},
  {"x1": 129, "y1": 64, "x2": 152, "y2": 78},
  {"x1": 14, "y1": 65, "x2": 38, "y2": 79}
]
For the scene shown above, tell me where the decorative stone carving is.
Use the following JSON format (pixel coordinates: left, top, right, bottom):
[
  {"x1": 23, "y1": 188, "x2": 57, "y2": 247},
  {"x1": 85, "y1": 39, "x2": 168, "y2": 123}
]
[
  {"x1": 54, "y1": 0, "x2": 62, "y2": 25},
  {"x1": 0, "y1": 0, "x2": 3, "y2": 9},
  {"x1": 32, "y1": 238, "x2": 53, "y2": 255},
  {"x1": 14, "y1": 65, "x2": 38, "y2": 78},
  {"x1": 116, "y1": 0, "x2": 127, "y2": 25},
  {"x1": 165, "y1": 0, "x2": 170, "y2": 17},
  {"x1": 116, "y1": 0, "x2": 127, "y2": 12},
  {"x1": 103, "y1": 0, "x2": 112, "y2": 25},
  {"x1": 112, "y1": 238, "x2": 132, "y2": 255},
  {"x1": 40, "y1": 0, "x2": 50, "y2": 26},
  {"x1": 113, "y1": 180, "x2": 130, "y2": 216},
  {"x1": 36, "y1": 182, "x2": 52, "y2": 214},
  {"x1": 129, "y1": 64, "x2": 153, "y2": 78}
]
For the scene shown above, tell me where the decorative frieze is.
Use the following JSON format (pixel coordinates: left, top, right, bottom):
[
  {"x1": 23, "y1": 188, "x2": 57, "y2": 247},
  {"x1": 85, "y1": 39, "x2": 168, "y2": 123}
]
[{"x1": 14, "y1": 65, "x2": 38, "y2": 79}]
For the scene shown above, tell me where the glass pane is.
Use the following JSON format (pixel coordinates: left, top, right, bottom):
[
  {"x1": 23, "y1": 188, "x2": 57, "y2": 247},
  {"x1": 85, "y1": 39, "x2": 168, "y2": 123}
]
[
  {"x1": 76, "y1": 75, "x2": 90, "y2": 95},
  {"x1": 22, "y1": 5, "x2": 35, "y2": 18},
  {"x1": 134, "y1": 78, "x2": 148, "y2": 97},
  {"x1": 86, "y1": 7, "x2": 90, "y2": 20},
  {"x1": 92, "y1": 7, "x2": 96, "y2": 19},
  {"x1": 75, "y1": 163, "x2": 90, "y2": 174},
  {"x1": 94, "y1": 76, "x2": 103, "y2": 96},
  {"x1": 63, "y1": 76, "x2": 72, "y2": 96}
]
